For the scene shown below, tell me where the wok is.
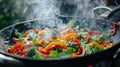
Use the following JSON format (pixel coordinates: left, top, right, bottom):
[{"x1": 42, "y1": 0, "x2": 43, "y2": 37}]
[
  {"x1": 0, "y1": 7, "x2": 120, "y2": 67},
  {"x1": 0, "y1": 16, "x2": 120, "y2": 67}
]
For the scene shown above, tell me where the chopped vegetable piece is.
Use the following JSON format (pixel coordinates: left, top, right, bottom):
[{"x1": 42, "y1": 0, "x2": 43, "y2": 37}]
[
  {"x1": 66, "y1": 47, "x2": 76, "y2": 54},
  {"x1": 109, "y1": 23, "x2": 117, "y2": 35},
  {"x1": 49, "y1": 50, "x2": 58, "y2": 58},
  {"x1": 67, "y1": 19, "x2": 80, "y2": 28},
  {"x1": 27, "y1": 46, "x2": 43, "y2": 59}
]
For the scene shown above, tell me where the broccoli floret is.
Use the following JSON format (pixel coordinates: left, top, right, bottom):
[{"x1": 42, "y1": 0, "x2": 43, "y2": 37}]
[
  {"x1": 27, "y1": 46, "x2": 43, "y2": 59},
  {"x1": 67, "y1": 19, "x2": 80, "y2": 28}
]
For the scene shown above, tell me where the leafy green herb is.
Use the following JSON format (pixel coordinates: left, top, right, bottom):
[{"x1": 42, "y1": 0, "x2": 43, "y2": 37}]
[{"x1": 15, "y1": 29, "x2": 24, "y2": 39}]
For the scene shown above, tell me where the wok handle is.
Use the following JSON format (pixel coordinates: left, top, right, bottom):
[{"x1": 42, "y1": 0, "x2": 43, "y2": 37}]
[
  {"x1": 107, "y1": 5, "x2": 120, "y2": 19},
  {"x1": 110, "y1": 48, "x2": 120, "y2": 67},
  {"x1": 92, "y1": 6, "x2": 112, "y2": 18},
  {"x1": 0, "y1": 53, "x2": 25, "y2": 67}
]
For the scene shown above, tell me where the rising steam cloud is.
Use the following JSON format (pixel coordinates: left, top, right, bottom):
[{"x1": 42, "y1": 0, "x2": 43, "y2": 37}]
[{"x1": 15, "y1": 0, "x2": 106, "y2": 20}]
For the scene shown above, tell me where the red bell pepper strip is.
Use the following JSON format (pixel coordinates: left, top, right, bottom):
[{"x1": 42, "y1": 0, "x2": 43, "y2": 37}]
[
  {"x1": 8, "y1": 44, "x2": 22, "y2": 54},
  {"x1": 85, "y1": 36, "x2": 91, "y2": 43},
  {"x1": 111, "y1": 23, "x2": 117, "y2": 35},
  {"x1": 38, "y1": 47, "x2": 49, "y2": 54},
  {"x1": 98, "y1": 38, "x2": 105, "y2": 45},
  {"x1": 87, "y1": 29, "x2": 100, "y2": 36},
  {"x1": 72, "y1": 37, "x2": 82, "y2": 55},
  {"x1": 79, "y1": 48, "x2": 86, "y2": 56},
  {"x1": 71, "y1": 37, "x2": 86, "y2": 58}
]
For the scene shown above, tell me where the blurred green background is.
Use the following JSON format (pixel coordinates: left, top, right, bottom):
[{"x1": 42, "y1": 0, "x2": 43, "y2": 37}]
[{"x1": 0, "y1": 0, "x2": 27, "y2": 29}]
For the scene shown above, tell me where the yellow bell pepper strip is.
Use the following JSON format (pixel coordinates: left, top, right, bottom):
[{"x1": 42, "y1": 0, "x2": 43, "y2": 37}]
[
  {"x1": 38, "y1": 41, "x2": 67, "y2": 54},
  {"x1": 92, "y1": 42, "x2": 104, "y2": 49},
  {"x1": 61, "y1": 33, "x2": 77, "y2": 41},
  {"x1": 32, "y1": 38, "x2": 39, "y2": 45}
]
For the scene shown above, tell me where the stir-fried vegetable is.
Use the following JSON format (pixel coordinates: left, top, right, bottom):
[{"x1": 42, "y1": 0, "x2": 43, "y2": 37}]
[
  {"x1": 7, "y1": 19, "x2": 114, "y2": 59},
  {"x1": 67, "y1": 19, "x2": 80, "y2": 28},
  {"x1": 109, "y1": 23, "x2": 117, "y2": 35}
]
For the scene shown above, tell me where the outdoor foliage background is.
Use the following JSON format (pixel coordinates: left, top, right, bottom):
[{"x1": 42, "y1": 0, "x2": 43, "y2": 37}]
[{"x1": 0, "y1": 0, "x2": 26, "y2": 29}]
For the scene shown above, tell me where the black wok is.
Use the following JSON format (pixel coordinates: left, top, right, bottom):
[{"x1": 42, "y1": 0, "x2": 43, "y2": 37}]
[{"x1": 0, "y1": 17, "x2": 120, "y2": 67}]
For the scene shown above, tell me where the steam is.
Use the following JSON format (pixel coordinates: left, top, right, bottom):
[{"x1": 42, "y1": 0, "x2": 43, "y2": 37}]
[
  {"x1": 13, "y1": 0, "x2": 115, "y2": 35},
  {"x1": 14, "y1": 0, "x2": 109, "y2": 33},
  {"x1": 15, "y1": 0, "x2": 61, "y2": 20},
  {"x1": 14, "y1": 0, "x2": 108, "y2": 20}
]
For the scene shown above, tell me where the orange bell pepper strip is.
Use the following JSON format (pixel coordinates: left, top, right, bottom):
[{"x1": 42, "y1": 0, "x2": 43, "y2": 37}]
[
  {"x1": 51, "y1": 35, "x2": 57, "y2": 39},
  {"x1": 98, "y1": 38, "x2": 113, "y2": 48},
  {"x1": 45, "y1": 42, "x2": 67, "y2": 51},
  {"x1": 39, "y1": 38, "x2": 45, "y2": 47},
  {"x1": 38, "y1": 41, "x2": 67, "y2": 54},
  {"x1": 92, "y1": 42, "x2": 104, "y2": 49},
  {"x1": 98, "y1": 38, "x2": 105, "y2": 45},
  {"x1": 61, "y1": 33, "x2": 77, "y2": 41},
  {"x1": 105, "y1": 42, "x2": 113, "y2": 49}
]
